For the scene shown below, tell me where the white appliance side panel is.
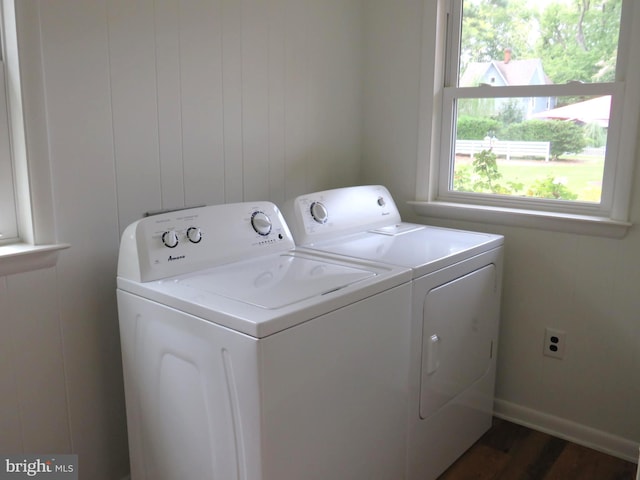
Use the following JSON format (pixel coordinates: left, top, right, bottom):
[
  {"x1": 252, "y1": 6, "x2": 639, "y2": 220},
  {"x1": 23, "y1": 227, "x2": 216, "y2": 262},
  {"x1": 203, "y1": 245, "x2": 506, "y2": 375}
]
[
  {"x1": 407, "y1": 248, "x2": 503, "y2": 480},
  {"x1": 409, "y1": 366, "x2": 496, "y2": 480},
  {"x1": 260, "y1": 283, "x2": 412, "y2": 480},
  {"x1": 419, "y1": 263, "x2": 498, "y2": 419},
  {"x1": 117, "y1": 291, "x2": 262, "y2": 480}
]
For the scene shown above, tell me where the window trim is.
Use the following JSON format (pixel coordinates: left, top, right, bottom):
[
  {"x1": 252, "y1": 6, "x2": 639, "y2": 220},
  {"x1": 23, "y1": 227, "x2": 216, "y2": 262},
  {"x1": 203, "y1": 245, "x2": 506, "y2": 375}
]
[
  {"x1": 0, "y1": 0, "x2": 67, "y2": 273},
  {"x1": 439, "y1": 82, "x2": 623, "y2": 217},
  {"x1": 414, "y1": 0, "x2": 640, "y2": 238},
  {"x1": 0, "y1": 7, "x2": 17, "y2": 241}
]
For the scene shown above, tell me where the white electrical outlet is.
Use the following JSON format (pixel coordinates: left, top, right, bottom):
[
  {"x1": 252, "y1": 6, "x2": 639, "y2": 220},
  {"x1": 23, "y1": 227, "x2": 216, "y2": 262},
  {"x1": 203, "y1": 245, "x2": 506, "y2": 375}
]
[{"x1": 544, "y1": 328, "x2": 566, "y2": 359}]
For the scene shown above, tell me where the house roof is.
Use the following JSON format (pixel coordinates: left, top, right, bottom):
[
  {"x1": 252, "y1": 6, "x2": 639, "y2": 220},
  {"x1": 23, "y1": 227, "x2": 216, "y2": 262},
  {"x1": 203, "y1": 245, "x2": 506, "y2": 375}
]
[
  {"x1": 532, "y1": 95, "x2": 610, "y2": 127},
  {"x1": 460, "y1": 59, "x2": 552, "y2": 87}
]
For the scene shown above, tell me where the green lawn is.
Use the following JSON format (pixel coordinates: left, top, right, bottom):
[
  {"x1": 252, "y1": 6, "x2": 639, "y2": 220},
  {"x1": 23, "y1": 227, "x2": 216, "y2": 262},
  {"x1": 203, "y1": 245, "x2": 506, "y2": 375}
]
[{"x1": 455, "y1": 155, "x2": 605, "y2": 202}]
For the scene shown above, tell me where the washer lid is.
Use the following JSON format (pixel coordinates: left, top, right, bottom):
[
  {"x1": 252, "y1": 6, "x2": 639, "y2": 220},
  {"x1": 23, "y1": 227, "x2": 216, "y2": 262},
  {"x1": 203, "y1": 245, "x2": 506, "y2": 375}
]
[
  {"x1": 308, "y1": 224, "x2": 503, "y2": 278},
  {"x1": 118, "y1": 250, "x2": 410, "y2": 338},
  {"x1": 178, "y1": 253, "x2": 375, "y2": 309}
]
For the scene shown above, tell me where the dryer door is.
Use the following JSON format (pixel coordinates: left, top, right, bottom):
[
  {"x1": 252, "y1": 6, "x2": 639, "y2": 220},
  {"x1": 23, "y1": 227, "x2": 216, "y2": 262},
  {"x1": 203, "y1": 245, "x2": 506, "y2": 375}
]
[{"x1": 419, "y1": 264, "x2": 498, "y2": 419}]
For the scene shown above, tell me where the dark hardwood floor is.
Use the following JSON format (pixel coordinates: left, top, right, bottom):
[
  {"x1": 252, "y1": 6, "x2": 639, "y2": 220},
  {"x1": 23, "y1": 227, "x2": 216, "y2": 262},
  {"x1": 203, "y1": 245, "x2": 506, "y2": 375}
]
[{"x1": 438, "y1": 418, "x2": 638, "y2": 480}]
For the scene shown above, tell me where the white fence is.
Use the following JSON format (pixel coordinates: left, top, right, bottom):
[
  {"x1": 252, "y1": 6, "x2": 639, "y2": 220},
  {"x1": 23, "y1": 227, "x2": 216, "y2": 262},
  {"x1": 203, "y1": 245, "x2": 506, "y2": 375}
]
[{"x1": 456, "y1": 139, "x2": 551, "y2": 162}]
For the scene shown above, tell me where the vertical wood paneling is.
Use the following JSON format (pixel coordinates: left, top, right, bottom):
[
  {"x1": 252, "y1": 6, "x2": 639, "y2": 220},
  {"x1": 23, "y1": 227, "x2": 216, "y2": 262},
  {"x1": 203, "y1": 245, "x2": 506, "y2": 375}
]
[
  {"x1": 179, "y1": 0, "x2": 225, "y2": 207},
  {"x1": 311, "y1": 0, "x2": 362, "y2": 190},
  {"x1": 222, "y1": 0, "x2": 244, "y2": 203},
  {"x1": 8, "y1": 1, "x2": 640, "y2": 475},
  {"x1": 6, "y1": 268, "x2": 71, "y2": 453},
  {"x1": 242, "y1": 0, "x2": 271, "y2": 201},
  {"x1": 268, "y1": 0, "x2": 286, "y2": 204},
  {"x1": 283, "y1": 0, "x2": 310, "y2": 199},
  {"x1": 37, "y1": 2, "x2": 129, "y2": 478},
  {"x1": 155, "y1": 0, "x2": 185, "y2": 210},
  {"x1": 108, "y1": 0, "x2": 162, "y2": 228},
  {"x1": 9, "y1": 2, "x2": 364, "y2": 479},
  {"x1": 0, "y1": 276, "x2": 23, "y2": 453}
]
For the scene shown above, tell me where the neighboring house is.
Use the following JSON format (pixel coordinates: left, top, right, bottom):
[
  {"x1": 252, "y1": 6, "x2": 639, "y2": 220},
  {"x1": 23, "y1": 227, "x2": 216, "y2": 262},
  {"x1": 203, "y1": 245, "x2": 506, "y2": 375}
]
[{"x1": 459, "y1": 48, "x2": 556, "y2": 119}]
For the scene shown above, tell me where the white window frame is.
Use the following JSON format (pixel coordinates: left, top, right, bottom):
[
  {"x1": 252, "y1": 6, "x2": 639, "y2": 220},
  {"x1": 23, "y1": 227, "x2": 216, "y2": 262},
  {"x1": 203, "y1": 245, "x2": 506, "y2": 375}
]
[
  {"x1": 413, "y1": 0, "x2": 640, "y2": 238},
  {"x1": 0, "y1": 0, "x2": 68, "y2": 275},
  {"x1": 0, "y1": 4, "x2": 17, "y2": 243}
]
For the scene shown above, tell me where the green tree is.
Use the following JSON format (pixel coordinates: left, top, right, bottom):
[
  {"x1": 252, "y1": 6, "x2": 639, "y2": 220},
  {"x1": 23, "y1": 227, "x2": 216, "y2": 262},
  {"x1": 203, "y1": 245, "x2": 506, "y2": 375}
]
[
  {"x1": 535, "y1": 0, "x2": 622, "y2": 84},
  {"x1": 583, "y1": 122, "x2": 607, "y2": 148},
  {"x1": 460, "y1": 0, "x2": 622, "y2": 85},
  {"x1": 461, "y1": 0, "x2": 536, "y2": 71},
  {"x1": 497, "y1": 99, "x2": 525, "y2": 126}
]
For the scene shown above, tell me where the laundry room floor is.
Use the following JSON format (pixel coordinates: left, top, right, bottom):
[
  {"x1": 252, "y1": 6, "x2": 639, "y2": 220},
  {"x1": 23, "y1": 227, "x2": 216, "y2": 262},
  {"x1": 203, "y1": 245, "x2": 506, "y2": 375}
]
[{"x1": 438, "y1": 418, "x2": 638, "y2": 479}]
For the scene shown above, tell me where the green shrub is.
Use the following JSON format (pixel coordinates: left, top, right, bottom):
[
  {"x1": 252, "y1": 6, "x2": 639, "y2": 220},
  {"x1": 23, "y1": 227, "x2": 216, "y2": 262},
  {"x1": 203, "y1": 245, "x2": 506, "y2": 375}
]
[
  {"x1": 456, "y1": 116, "x2": 501, "y2": 140},
  {"x1": 501, "y1": 120, "x2": 586, "y2": 160},
  {"x1": 527, "y1": 176, "x2": 578, "y2": 200},
  {"x1": 454, "y1": 149, "x2": 523, "y2": 195}
]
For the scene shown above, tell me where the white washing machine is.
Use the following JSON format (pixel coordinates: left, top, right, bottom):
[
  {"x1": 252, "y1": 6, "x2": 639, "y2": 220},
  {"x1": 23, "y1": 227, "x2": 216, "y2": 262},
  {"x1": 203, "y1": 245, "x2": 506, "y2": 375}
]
[
  {"x1": 282, "y1": 185, "x2": 504, "y2": 480},
  {"x1": 116, "y1": 201, "x2": 413, "y2": 480}
]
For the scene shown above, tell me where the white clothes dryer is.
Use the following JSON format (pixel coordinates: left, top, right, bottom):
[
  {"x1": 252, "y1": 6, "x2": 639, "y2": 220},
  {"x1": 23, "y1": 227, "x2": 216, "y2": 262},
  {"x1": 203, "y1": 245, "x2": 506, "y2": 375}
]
[
  {"x1": 116, "y1": 201, "x2": 413, "y2": 480},
  {"x1": 282, "y1": 185, "x2": 504, "y2": 480}
]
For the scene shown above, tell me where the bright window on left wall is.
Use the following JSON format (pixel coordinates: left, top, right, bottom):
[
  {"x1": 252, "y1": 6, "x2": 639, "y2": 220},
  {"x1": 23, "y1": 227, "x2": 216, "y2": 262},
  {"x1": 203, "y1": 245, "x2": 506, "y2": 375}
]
[
  {"x1": 0, "y1": 0, "x2": 69, "y2": 276},
  {"x1": 0, "y1": 49, "x2": 18, "y2": 244}
]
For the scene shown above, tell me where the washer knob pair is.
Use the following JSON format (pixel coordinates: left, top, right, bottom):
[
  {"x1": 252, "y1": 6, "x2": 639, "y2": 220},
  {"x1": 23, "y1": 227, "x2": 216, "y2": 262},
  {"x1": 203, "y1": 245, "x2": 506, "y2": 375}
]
[{"x1": 162, "y1": 227, "x2": 202, "y2": 248}]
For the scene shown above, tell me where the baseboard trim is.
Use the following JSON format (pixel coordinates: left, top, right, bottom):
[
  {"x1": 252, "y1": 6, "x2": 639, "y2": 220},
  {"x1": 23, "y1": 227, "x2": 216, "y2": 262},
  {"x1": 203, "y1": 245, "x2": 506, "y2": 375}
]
[{"x1": 494, "y1": 398, "x2": 639, "y2": 463}]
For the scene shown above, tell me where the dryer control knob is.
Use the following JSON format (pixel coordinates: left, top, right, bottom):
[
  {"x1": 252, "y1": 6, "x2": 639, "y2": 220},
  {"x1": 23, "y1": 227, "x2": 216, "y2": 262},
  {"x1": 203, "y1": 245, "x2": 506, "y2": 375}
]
[
  {"x1": 162, "y1": 230, "x2": 179, "y2": 248},
  {"x1": 310, "y1": 201, "x2": 328, "y2": 224},
  {"x1": 186, "y1": 227, "x2": 202, "y2": 243},
  {"x1": 251, "y1": 211, "x2": 272, "y2": 236}
]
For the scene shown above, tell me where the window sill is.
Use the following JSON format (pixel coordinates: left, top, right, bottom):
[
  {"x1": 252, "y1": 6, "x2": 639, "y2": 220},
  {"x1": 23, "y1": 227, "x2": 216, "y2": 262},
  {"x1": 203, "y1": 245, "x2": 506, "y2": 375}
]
[
  {"x1": 408, "y1": 201, "x2": 632, "y2": 238},
  {"x1": 0, "y1": 243, "x2": 70, "y2": 276}
]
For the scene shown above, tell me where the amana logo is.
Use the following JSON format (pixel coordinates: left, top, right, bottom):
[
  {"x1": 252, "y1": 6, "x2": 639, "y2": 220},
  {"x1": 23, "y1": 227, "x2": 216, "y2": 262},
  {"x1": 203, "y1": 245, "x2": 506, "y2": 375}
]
[{"x1": 168, "y1": 254, "x2": 186, "y2": 262}]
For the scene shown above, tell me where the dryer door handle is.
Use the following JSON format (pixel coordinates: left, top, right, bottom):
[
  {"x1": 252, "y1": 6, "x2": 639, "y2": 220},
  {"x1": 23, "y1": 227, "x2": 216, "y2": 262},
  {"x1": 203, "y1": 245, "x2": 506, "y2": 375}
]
[{"x1": 426, "y1": 334, "x2": 440, "y2": 375}]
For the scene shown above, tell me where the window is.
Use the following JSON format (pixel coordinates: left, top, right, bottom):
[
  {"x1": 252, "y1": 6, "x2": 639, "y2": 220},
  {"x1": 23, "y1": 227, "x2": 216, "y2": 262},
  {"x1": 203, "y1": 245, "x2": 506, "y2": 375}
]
[
  {"x1": 0, "y1": 0, "x2": 67, "y2": 276},
  {"x1": 415, "y1": 0, "x2": 640, "y2": 237},
  {"x1": 0, "y1": 20, "x2": 17, "y2": 243}
]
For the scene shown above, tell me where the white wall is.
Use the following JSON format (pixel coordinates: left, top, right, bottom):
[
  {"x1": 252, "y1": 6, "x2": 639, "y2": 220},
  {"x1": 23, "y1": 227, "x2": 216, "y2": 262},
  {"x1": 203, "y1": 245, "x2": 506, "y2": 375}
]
[
  {"x1": 363, "y1": 0, "x2": 640, "y2": 462},
  {"x1": 1, "y1": 1, "x2": 363, "y2": 478}
]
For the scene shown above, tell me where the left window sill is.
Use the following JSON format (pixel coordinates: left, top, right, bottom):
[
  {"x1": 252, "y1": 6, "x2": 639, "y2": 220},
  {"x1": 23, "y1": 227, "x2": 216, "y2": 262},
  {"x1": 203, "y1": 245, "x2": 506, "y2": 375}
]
[{"x1": 0, "y1": 243, "x2": 70, "y2": 276}]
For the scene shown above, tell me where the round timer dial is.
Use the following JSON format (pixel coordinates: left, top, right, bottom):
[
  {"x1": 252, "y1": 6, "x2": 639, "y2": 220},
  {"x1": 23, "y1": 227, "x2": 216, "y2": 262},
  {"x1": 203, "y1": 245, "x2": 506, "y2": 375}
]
[
  {"x1": 251, "y1": 211, "x2": 272, "y2": 236},
  {"x1": 310, "y1": 201, "x2": 328, "y2": 224}
]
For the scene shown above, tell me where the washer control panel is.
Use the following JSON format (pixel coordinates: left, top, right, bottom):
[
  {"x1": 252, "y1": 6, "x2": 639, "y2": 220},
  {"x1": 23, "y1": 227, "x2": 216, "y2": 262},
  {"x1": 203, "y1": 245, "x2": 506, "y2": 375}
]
[
  {"x1": 118, "y1": 202, "x2": 294, "y2": 282},
  {"x1": 283, "y1": 185, "x2": 402, "y2": 245}
]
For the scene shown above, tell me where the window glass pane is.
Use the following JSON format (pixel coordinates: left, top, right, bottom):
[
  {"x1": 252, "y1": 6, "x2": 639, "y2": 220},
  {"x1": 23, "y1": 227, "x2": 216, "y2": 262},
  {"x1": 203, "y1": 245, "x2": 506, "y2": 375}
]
[
  {"x1": 452, "y1": 95, "x2": 610, "y2": 203},
  {"x1": 459, "y1": 0, "x2": 623, "y2": 87},
  {"x1": 0, "y1": 65, "x2": 18, "y2": 241}
]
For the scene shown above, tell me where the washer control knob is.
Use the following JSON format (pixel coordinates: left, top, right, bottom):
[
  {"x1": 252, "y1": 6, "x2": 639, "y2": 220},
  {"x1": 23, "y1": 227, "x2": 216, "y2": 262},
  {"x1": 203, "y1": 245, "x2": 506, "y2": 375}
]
[
  {"x1": 377, "y1": 196, "x2": 386, "y2": 207},
  {"x1": 310, "y1": 201, "x2": 328, "y2": 224},
  {"x1": 186, "y1": 227, "x2": 202, "y2": 243},
  {"x1": 162, "y1": 230, "x2": 179, "y2": 248},
  {"x1": 251, "y1": 211, "x2": 272, "y2": 236}
]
